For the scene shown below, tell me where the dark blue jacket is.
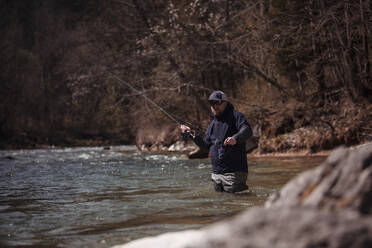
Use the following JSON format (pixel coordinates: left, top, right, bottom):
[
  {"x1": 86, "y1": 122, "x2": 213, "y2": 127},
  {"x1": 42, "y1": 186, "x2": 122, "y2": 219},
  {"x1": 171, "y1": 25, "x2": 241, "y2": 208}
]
[{"x1": 194, "y1": 103, "x2": 252, "y2": 174}]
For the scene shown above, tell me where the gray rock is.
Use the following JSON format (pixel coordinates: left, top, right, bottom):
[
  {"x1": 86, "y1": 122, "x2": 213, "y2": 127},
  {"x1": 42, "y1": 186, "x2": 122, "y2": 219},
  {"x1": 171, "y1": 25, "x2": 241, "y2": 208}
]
[
  {"x1": 113, "y1": 207, "x2": 372, "y2": 248},
  {"x1": 168, "y1": 140, "x2": 197, "y2": 152},
  {"x1": 266, "y1": 143, "x2": 372, "y2": 214},
  {"x1": 112, "y1": 143, "x2": 372, "y2": 248},
  {"x1": 187, "y1": 146, "x2": 209, "y2": 159},
  {"x1": 245, "y1": 135, "x2": 259, "y2": 153}
]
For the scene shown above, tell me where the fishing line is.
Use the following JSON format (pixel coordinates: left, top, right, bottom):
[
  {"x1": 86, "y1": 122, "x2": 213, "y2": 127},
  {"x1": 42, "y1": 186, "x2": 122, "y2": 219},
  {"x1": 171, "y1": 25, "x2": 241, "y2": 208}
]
[
  {"x1": 102, "y1": 67, "x2": 203, "y2": 132},
  {"x1": 78, "y1": 53, "x2": 204, "y2": 132}
]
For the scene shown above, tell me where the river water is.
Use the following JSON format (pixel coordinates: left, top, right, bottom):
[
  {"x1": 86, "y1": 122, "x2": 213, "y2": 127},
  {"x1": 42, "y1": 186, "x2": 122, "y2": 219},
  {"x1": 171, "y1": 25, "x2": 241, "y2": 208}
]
[{"x1": 0, "y1": 146, "x2": 325, "y2": 248}]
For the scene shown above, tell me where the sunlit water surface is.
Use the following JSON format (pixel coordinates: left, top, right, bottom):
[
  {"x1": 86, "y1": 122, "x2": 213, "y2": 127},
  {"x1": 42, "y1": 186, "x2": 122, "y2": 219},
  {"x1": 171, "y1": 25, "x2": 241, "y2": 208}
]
[{"x1": 0, "y1": 146, "x2": 325, "y2": 247}]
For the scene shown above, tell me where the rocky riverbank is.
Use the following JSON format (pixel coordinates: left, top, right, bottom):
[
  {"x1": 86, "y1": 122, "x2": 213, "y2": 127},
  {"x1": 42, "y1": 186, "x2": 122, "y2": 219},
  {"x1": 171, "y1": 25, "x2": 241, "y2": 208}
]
[
  {"x1": 2, "y1": 100, "x2": 370, "y2": 156},
  {"x1": 113, "y1": 143, "x2": 372, "y2": 248},
  {"x1": 135, "y1": 100, "x2": 371, "y2": 158}
]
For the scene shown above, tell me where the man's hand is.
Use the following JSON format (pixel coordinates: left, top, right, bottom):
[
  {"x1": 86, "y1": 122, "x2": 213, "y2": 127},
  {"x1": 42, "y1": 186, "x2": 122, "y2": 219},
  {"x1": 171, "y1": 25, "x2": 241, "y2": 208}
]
[
  {"x1": 224, "y1": 137, "x2": 237, "y2": 146},
  {"x1": 180, "y1": 125, "x2": 191, "y2": 133},
  {"x1": 180, "y1": 125, "x2": 195, "y2": 139}
]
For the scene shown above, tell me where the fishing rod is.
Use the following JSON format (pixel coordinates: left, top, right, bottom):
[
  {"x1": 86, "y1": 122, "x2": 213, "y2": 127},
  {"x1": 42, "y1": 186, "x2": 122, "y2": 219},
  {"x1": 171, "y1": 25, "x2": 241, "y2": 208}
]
[
  {"x1": 79, "y1": 54, "x2": 203, "y2": 135},
  {"x1": 102, "y1": 67, "x2": 203, "y2": 135}
]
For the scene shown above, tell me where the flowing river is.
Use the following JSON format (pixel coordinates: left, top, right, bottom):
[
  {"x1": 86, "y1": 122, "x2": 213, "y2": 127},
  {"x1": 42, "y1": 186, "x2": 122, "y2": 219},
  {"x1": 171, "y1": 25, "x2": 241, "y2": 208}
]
[{"x1": 0, "y1": 146, "x2": 325, "y2": 248}]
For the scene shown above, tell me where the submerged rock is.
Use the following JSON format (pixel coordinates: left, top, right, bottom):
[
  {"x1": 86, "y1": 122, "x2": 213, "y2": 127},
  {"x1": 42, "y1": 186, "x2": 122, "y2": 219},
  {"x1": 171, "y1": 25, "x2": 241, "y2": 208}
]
[
  {"x1": 112, "y1": 143, "x2": 372, "y2": 248},
  {"x1": 1, "y1": 155, "x2": 15, "y2": 160}
]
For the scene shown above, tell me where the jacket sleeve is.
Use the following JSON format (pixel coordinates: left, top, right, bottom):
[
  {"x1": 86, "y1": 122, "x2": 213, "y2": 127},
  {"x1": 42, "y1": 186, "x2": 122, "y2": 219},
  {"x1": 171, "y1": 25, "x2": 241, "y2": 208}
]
[
  {"x1": 232, "y1": 112, "x2": 252, "y2": 144},
  {"x1": 192, "y1": 121, "x2": 213, "y2": 150}
]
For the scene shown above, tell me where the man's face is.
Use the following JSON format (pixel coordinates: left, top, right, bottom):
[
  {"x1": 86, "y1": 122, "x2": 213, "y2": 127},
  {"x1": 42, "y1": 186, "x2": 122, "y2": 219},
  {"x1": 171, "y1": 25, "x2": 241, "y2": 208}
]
[{"x1": 210, "y1": 101, "x2": 227, "y2": 116}]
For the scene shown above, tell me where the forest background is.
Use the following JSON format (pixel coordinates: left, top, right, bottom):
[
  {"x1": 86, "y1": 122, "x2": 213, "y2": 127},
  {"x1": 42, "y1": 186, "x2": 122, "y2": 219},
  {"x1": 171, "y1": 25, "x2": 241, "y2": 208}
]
[{"x1": 0, "y1": 0, "x2": 371, "y2": 153}]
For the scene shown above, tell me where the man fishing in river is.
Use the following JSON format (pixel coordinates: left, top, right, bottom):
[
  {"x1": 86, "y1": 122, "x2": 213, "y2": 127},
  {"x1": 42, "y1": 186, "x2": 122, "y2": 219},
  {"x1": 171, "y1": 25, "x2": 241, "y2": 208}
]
[{"x1": 180, "y1": 90, "x2": 252, "y2": 193}]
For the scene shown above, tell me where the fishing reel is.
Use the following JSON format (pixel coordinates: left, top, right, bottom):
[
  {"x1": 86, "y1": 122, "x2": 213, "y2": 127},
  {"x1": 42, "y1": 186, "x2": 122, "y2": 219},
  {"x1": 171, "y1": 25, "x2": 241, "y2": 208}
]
[{"x1": 181, "y1": 130, "x2": 195, "y2": 140}]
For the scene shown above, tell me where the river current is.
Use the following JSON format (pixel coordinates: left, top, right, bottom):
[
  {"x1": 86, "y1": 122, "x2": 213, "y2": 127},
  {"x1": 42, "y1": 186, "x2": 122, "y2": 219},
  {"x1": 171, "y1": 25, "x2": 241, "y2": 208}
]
[{"x1": 0, "y1": 146, "x2": 325, "y2": 247}]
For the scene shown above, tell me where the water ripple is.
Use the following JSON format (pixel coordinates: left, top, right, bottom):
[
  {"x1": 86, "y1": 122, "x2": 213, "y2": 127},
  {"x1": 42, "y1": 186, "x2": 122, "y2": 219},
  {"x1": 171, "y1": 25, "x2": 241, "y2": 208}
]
[{"x1": 0, "y1": 147, "x2": 323, "y2": 248}]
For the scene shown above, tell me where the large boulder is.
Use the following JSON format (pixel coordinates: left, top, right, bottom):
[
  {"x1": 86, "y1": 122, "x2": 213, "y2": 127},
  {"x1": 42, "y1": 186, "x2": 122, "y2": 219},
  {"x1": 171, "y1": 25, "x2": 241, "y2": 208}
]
[
  {"x1": 114, "y1": 207, "x2": 372, "y2": 248},
  {"x1": 265, "y1": 143, "x2": 372, "y2": 214},
  {"x1": 113, "y1": 143, "x2": 372, "y2": 248},
  {"x1": 136, "y1": 124, "x2": 180, "y2": 151}
]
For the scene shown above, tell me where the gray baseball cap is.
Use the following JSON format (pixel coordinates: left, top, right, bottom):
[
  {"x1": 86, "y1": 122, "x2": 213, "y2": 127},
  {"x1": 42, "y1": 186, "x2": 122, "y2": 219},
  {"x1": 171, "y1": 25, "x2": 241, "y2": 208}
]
[{"x1": 208, "y1": 90, "x2": 228, "y2": 102}]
